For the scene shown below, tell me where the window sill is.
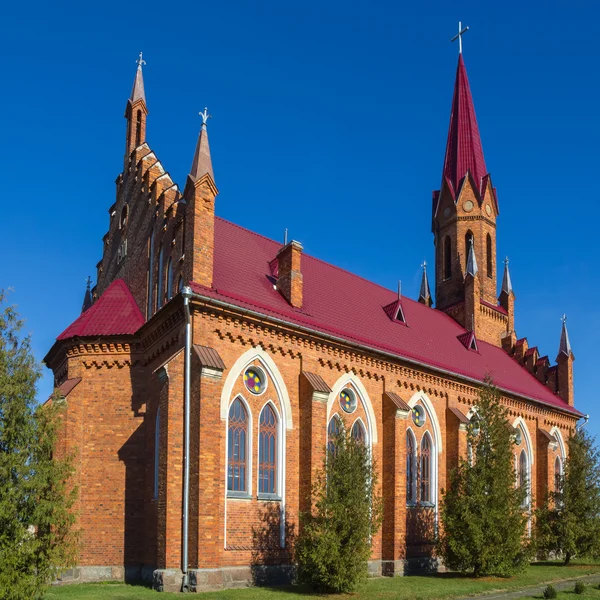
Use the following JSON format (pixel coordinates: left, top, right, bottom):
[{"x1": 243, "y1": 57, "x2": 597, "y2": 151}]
[
  {"x1": 257, "y1": 494, "x2": 281, "y2": 502},
  {"x1": 226, "y1": 492, "x2": 252, "y2": 500}
]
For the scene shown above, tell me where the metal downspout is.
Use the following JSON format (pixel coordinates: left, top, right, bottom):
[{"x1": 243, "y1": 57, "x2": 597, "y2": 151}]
[{"x1": 181, "y1": 286, "x2": 193, "y2": 592}]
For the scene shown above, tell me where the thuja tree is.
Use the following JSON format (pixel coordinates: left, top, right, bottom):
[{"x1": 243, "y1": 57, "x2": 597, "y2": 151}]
[
  {"x1": 536, "y1": 429, "x2": 600, "y2": 564},
  {"x1": 295, "y1": 419, "x2": 383, "y2": 593},
  {"x1": 437, "y1": 378, "x2": 531, "y2": 576},
  {"x1": 0, "y1": 292, "x2": 78, "y2": 599}
]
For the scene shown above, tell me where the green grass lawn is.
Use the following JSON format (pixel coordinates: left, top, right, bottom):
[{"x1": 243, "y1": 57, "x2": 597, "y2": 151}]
[{"x1": 45, "y1": 561, "x2": 600, "y2": 600}]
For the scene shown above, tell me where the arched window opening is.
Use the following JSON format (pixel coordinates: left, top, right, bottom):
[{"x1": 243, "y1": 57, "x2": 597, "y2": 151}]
[
  {"x1": 518, "y1": 449, "x2": 528, "y2": 507},
  {"x1": 351, "y1": 420, "x2": 365, "y2": 445},
  {"x1": 327, "y1": 415, "x2": 342, "y2": 456},
  {"x1": 554, "y1": 456, "x2": 562, "y2": 493},
  {"x1": 406, "y1": 431, "x2": 416, "y2": 503},
  {"x1": 147, "y1": 229, "x2": 155, "y2": 318},
  {"x1": 420, "y1": 434, "x2": 432, "y2": 504},
  {"x1": 443, "y1": 236, "x2": 452, "y2": 280},
  {"x1": 120, "y1": 204, "x2": 128, "y2": 230},
  {"x1": 227, "y1": 398, "x2": 248, "y2": 493},
  {"x1": 135, "y1": 110, "x2": 142, "y2": 148},
  {"x1": 178, "y1": 275, "x2": 184, "y2": 293},
  {"x1": 153, "y1": 407, "x2": 160, "y2": 499},
  {"x1": 465, "y1": 231, "x2": 474, "y2": 269},
  {"x1": 166, "y1": 257, "x2": 174, "y2": 300},
  {"x1": 486, "y1": 233, "x2": 493, "y2": 278},
  {"x1": 157, "y1": 245, "x2": 164, "y2": 309},
  {"x1": 258, "y1": 404, "x2": 278, "y2": 496}
]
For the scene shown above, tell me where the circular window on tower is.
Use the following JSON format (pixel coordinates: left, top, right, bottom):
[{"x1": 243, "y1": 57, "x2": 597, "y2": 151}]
[
  {"x1": 412, "y1": 405, "x2": 426, "y2": 427},
  {"x1": 243, "y1": 366, "x2": 266, "y2": 395},
  {"x1": 339, "y1": 388, "x2": 357, "y2": 414}
]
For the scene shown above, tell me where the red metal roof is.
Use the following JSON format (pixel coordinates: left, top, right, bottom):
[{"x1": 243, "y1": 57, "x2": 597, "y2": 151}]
[
  {"x1": 188, "y1": 217, "x2": 581, "y2": 417},
  {"x1": 437, "y1": 55, "x2": 489, "y2": 205},
  {"x1": 57, "y1": 279, "x2": 144, "y2": 340}
]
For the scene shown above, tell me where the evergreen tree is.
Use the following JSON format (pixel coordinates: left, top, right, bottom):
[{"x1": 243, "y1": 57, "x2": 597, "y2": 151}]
[
  {"x1": 535, "y1": 429, "x2": 600, "y2": 565},
  {"x1": 295, "y1": 419, "x2": 383, "y2": 593},
  {"x1": 437, "y1": 378, "x2": 531, "y2": 576},
  {"x1": 0, "y1": 292, "x2": 78, "y2": 599}
]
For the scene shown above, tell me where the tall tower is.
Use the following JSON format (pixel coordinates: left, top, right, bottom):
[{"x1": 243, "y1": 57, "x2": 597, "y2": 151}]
[{"x1": 432, "y1": 53, "x2": 500, "y2": 316}]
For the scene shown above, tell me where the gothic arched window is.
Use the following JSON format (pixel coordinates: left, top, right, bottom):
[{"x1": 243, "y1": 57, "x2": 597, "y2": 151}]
[
  {"x1": 519, "y1": 449, "x2": 528, "y2": 507},
  {"x1": 227, "y1": 398, "x2": 248, "y2": 493},
  {"x1": 157, "y1": 245, "x2": 164, "y2": 310},
  {"x1": 135, "y1": 109, "x2": 142, "y2": 147},
  {"x1": 486, "y1": 233, "x2": 493, "y2": 278},
  {"x1": 554, "y1": 456, "x2": 562, "y2": 493},
  {"x1": 327, "y1": 415, "x2": 342, "y2": 456},
  {"x1": 258, "y1": 404, "x2": 278, "y2": 496},
  {"x1": 406, "y1": 430, "x2": 417, "y2": 503},
  {"x1": 420, "y1": 433, "x2": 432, "y2": 503},
  {"x1": 166, "y1": 257, "x2": 174, "y2": 301},
  {"x1": 443, "y1": 236, "x2": 452, "y2": 280},
  {"x1": 351, "y1": 420, "x2": 366, "y2": 445}
]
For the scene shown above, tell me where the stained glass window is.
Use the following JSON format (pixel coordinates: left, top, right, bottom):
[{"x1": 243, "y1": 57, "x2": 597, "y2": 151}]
[
  {"x1": 227, "y1": 398, "x2": 248, "y2": 492},
  {"x1": 244, "y1": 367, "x2": 266, "y2": 395},
  {"x1": 327, "y1": 416, "x2": 342, "y2": 456},
  {"x1": 406, "y1": 431, "x2": 416, "y2": 503},
  {"x1": 351, "y1": 420, "x2": 365, "y2": 444},
  {"x1": 412, "y1": 405, "x2": 426, "y2": 427},
  {"x1": 339, "y1": 388, "x2": 357, "y2": 414},
  {"x1": 420, "y1": 434, "x2": 432, "y2": 503},
  {"x1": 519, "y1": 449, "x2": 528, "y2": 507},
  {"x1": 259, "y1": 404, "x2": 278, "y2": 495}
]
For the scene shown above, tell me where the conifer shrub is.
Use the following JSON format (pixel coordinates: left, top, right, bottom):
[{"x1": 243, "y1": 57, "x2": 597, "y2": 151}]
[
  {"x1": 437, "y1": 377, "x2": 532, "y2": 577},
  {"x1": 0, "y1": 292, "x2": 78, "y2": 598},
  {"x1": 295, "y1": 419, "x2": 383, "y2": 593},
  {"x1": 535, "y1": 429, "x2": 600, "y2": 565},
  {"x1": 543, "y1": 584, "x2": 558, "y2": 599},
  {"x1": 574, "y1": 581, "x2": 586, "y2": 594}
]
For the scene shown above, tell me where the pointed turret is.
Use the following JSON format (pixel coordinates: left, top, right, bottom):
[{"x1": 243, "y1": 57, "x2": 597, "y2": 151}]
[
  {"x1": 556, "y1": 315, "x2": 575, "y2": 406},
  {"x1": 183, "y1": 108, "x2": 219, "y2": 289},
  {"x1": 499, "y1": 257, "x2": 516, "y2": 346},
  {"x1": 500, "y1": 257, "x2": 513, "y2": 295},
  {"x1": 465, "y1": 238, "x2": 478, "y2": 277},
  {"x1": 124, "y1": 53, "x2": 149, "y2": 163},
  {"x1": 82, "y1": 276, "x2": 93, "y2": 313},
  {"x1": 418, "y1": 262, "x2": 432, "y2": 307},
  {"x1": 189, "y1": 108, "x2": 214, "y2": 183},
  {"x1": 441, "y1": 54, "x2": 488, "y2": 201}
]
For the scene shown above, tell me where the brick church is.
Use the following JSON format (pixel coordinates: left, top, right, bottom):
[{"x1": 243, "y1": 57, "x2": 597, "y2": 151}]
[{"x1": 44, "y1": 47, "x2": 582, "y2": 592}]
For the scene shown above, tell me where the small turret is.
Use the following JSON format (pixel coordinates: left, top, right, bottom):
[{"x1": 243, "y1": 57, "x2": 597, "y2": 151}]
[
  {"x1": 418, "y1": 261, "x2": 432, "y2": 307},
  {"x1": 556, "y1": 315, "x2": 575, "y2": 406},
  {"x1": 124, "y1": 53, "x2": 149, "y2": 163},
  {"x1": 499, "y1": 257, "x2": 516, "y2": 346},
  {"x1": 82, "y1": 276, "x2": 93, "y2": 313}
]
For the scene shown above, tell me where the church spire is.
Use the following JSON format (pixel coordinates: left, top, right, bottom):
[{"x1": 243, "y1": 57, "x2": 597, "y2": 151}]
[
  {"x1": 441, "y1": 53, "x2": 488, "y2": 200},
  {"x1": 501, "y1": 257, "x2": 513, "y2": 295},
  {"x1": 418, "y1": 261, "x2": 432, "y2": 307},
  {"x1": 558, "y1": 314, "x2": 572, "y2": 357},
  {"x1": 124, "y1": 53, "x2": 148, "y2": 162},
  {"x1": 465, "y1": 238, "x2": 478, "y2": 277},
  {"x1": 189, "y1": 108, "x2": 214, "y2": 183},
  {"x1": 82, "y1": 276, "x2": 93, "y2": 313}
]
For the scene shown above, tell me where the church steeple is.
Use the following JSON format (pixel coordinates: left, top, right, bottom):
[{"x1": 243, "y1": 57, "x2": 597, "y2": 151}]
[
  {"x1": 82, "y1": 276, "x2": 93, "y2": 313},
  {"x1": 124, "y1": 53, "x2": 148, "y2": 163},
  {"x1": 418, "y1": 262, "x2": 432, "y2": 307},
  {"x1": 433, "y1": 40, "x2": 500, "y2": 333}
]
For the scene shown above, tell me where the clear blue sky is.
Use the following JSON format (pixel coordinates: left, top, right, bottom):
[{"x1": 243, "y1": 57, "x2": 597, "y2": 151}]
[{"x1": 1, "y1": 1, "x2": 598, "y2": 435}]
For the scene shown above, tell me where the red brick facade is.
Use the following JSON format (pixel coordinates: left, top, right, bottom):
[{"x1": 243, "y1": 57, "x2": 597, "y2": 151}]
[{"x1": 44, "y1": 56, "x2": 580, "y2": 591}]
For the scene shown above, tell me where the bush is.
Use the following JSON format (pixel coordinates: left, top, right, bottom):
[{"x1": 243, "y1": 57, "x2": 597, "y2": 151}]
[
  {"x1": 543, "y1": 584, "x2": 557, "y2": 599},
  {"x1": 295, "y1": 419, "x2": 383, "y2": 593},
  {"x1": 574, "y1": 581, "x2": 586, "y2": 594}
]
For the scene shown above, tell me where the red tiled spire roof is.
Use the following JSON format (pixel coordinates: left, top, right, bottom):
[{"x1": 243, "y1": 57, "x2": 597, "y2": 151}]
[
  {"x1": 57, "y1": 279, "x2": 144, "y2": 340},
  {"x1": 441, "y1": 54, "x2": 488, "y2": 200}
]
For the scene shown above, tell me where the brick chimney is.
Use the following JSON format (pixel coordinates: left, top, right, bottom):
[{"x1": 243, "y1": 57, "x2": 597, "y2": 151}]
[{"x1": 277, "y1": 240, "x2": 303, "y2": 308}]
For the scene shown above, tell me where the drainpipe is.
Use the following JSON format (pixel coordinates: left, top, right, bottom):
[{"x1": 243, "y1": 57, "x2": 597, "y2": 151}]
[
  {"x1": 181, "y1": 286, "x2": 193, "y2": 592},
  {"x1": 576, "y1": 414, "x2": 590, "y2": 431}
]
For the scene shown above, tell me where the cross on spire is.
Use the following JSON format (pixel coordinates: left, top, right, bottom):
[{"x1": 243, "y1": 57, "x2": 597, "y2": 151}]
[
  {"x1": 504, "y1": 256, "x2": 509, "y2": 266},
  {"x1": 451, "y1": 21, "x2": 469, "y2": 54},
  {"x1": 561, "y1": 313, "x2": 567, "y2": 325},
  {"x1": 136, "y1": 52, "x2": 146, "y2": 68}
]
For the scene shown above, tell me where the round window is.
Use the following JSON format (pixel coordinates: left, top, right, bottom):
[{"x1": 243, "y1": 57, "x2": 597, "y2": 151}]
[
  {"x1": 243, "y1": 367, "x2": 266, "y2": 395},
  {"x1": 513, "y1": 428, "x2": 523, "y2": 446},
  {"x1": 339, "y1": 388, "x2": 357, "y2": 414},
  {"x1": 412, "y1": 405, "x2": 426, "y2": 427}
]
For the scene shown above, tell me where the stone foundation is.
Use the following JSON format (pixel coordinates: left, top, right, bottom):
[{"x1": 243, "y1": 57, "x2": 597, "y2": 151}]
[{"x1": 54, "y1": 565, "x2": 140, "y2": 584}]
